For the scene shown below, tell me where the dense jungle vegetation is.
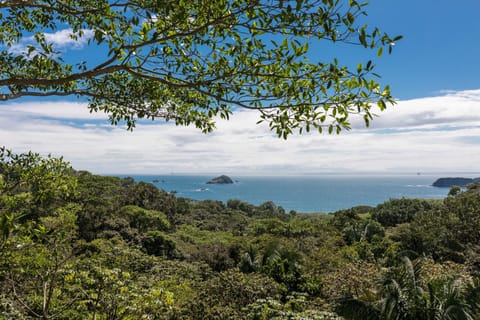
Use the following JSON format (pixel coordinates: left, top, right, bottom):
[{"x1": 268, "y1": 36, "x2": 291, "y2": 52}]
[{"x1": 1, "y1": 148, "x2": 480, "y2": 319}]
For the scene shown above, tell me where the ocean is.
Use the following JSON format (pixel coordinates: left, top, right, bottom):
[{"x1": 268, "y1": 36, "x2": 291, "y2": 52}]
[{"x1": 126, "y1": 174, "x2": 452, "y2": 213}]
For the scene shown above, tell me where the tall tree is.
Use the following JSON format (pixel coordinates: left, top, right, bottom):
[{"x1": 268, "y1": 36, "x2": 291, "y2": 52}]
[
  {"x1": 0, "y1": 0, "x2": 400, "y2": 137},
  {"x1": 0, "y1": 149, "x2": 82, "y2": 319}
]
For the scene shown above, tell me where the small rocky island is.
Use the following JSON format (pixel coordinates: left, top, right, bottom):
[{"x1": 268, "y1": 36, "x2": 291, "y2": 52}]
[
  {"x1": 207, "y1": 175, "x2": 234, "y2": 184},
  {"x1": 432, "y1": 177, "x2": 480, "y2": 188}
]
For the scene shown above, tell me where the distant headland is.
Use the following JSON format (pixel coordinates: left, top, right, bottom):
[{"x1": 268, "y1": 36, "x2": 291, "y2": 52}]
[
  {"x1": 432, "y1": 177, "x2": 480, "y2": 188},
  {"x1": 206, "y1": 175, "x2": 234, "y2": 184}
]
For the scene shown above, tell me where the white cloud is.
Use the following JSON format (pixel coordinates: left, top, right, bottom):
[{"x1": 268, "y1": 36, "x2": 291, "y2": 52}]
[
  {"x1": 43, "y1": 29, "x2": 94, "y2": 49},
  {"x1": 7, "y1": 29, "x2": 94, "y2": 55},
  {"x1": 351, "y1": 89, "x2": 480, "y2": 131},
  {"x1": 1, "y1": 89, "x2": 480, "y2": 175},
  {"x1": 0, "y1": 101, "x2": 108, "y2": 120}
]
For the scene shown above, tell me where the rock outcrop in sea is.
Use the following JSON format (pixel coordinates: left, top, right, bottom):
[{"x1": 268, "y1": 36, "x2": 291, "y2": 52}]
[{"x1": 207, "y1": 175, "x2": 234, "y2": 184}]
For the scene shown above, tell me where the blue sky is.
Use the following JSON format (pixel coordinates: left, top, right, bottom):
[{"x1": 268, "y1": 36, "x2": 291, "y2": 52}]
[
  {"x1": 364, "y1": 0, "x2": 480, "y2": 98},
  {"x1": 1, "y1": 1, "x2": 480, "y2": 175}
]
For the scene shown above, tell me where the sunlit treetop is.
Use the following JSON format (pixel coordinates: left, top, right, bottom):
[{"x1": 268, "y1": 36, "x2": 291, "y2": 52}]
[{"x1": 0, "y1": 0, "x2": 401, "y2": 138}]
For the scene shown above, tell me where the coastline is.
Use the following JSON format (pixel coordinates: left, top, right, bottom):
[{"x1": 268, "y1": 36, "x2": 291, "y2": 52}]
[{"x1": 119, "y1": 174, "x2": 450, "y2": 213}]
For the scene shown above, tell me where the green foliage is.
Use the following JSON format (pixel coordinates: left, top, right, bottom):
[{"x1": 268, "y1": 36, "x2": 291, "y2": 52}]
[
  {"x1": 0, "y1": 147, "x2": 77, "y2": 220},
  {"x1": 337, "y1": 257, "x2": 480, "y2": 320},
  {"x1": 249, "y1": 216, "x2": 326, "y2": 238},
  {"x1": 3, "y1": 149, "x2": 480, "y2": 318},
  {"x1": 329, "y1": 207, "x2": 364, "y2": 230},
  {"x1": 189, "y1": 269, "x2": 285, "y2": 319},
  {"x1": 330, "y1": 207, "x2": 383, "y2": 245},
  {"x1": 449, "y1": 185, "x2": 462, "y2": 196},
  {"x1": 227, "y1": 198, "x2": 255, "y2": 216},
  {"x1": 193, "y1": 241, "x2": 240, "y2": 272},
  {"x1": 120, "y1": 205, "x2": 170, "y2": 231},
  {"x1": 72, "y1": 242, "x2": 177, "y2": 319},
  {"x1": 372, "y1": 198, "x2": 433, "y2": 227},
  {"x1": 391, "y1": 191, "x2": 480, "y2": 262},
  {"x1": 74, "y1": 171, "x2": 128, "y2": 241},
  {"x1": 142, "y1": 230, "x2": 177, "y2": 258},
  {"x1": 174, "y1": 224, "x2": 237, "y2": 245},
  {"x1": 0, "y1": 204, "x2": 82, "y2": 319},
  {"x1": 174, "y1": 198, "x2": 251, "y2": 232},
  {"x1": 172, "y1": 224, "x2": 244, "y2": 271},
  {"x1": 391, "y1": 207, "x2": 463, "y2": 262},
  {"x1": 442, "y1": 189, "x2": 480, "y2": 245},
  {"x1": 250, "y1": 218, "x2": 291, "y2": 236},
  {"x1": 246, "y1": 293, "x2": 343, "y2": 319},
  {"x1": 123, "y1": 181, "x2": 177, "y2": 220},
  {"x1": 260, "y1": 242, "x2": 305, "y2": 291},
  {"x1": 0, "y1": 1, "x2": 400, "y2": 137},
  {"x1": 254, "y1": 201, "x2": 288, "y2": 219},
  {"x1": 74, "y1": 171, "x2": 177, "y2": 244},
  {"x1": 321, "y1": 260, "x2": 379, "y2": 302}
]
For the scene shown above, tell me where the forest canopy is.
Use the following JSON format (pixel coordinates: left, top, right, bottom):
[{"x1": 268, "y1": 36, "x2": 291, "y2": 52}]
[
  {"x1": 0, "y1": 0, "x2": 401, "y2": 138},
  {"x1": 1, "y1": 149, "x2": 480, "y2": 319}
]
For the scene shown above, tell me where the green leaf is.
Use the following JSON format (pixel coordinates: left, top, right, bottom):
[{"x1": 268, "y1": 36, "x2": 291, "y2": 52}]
[
  {"x1": 347, "y1": 12, "x2": 355, "y2": 24},
  {"x1": 377, "y1": 99, "x2": 386, "y2": 110},
  {"x1": 296, "y1": 0, "x2": 304, "y2": 10},
  {"x1": 377, "y1": 46, "x2": 383, "y2": 57}
]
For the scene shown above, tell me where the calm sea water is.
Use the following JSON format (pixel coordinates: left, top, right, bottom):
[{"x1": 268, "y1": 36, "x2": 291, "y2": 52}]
[{"x1": 124, "y1": 174, "x2": 451, "y2": 213}]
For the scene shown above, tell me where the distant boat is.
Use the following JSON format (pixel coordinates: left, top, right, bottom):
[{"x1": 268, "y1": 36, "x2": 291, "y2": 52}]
[{"x1": 152, "y1": 179, "x2": 160, "y2": 183}]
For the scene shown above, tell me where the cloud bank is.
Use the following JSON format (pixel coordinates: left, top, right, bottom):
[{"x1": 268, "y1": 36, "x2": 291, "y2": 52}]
[{"x1": 1, "y1": 89, "x2": 479, "y2": 175}]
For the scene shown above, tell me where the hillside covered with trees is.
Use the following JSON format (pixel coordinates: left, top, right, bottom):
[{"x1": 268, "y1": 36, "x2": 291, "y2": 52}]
[{"x1": 1, "y1": 148, "x2": 480, "y2": 319}]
